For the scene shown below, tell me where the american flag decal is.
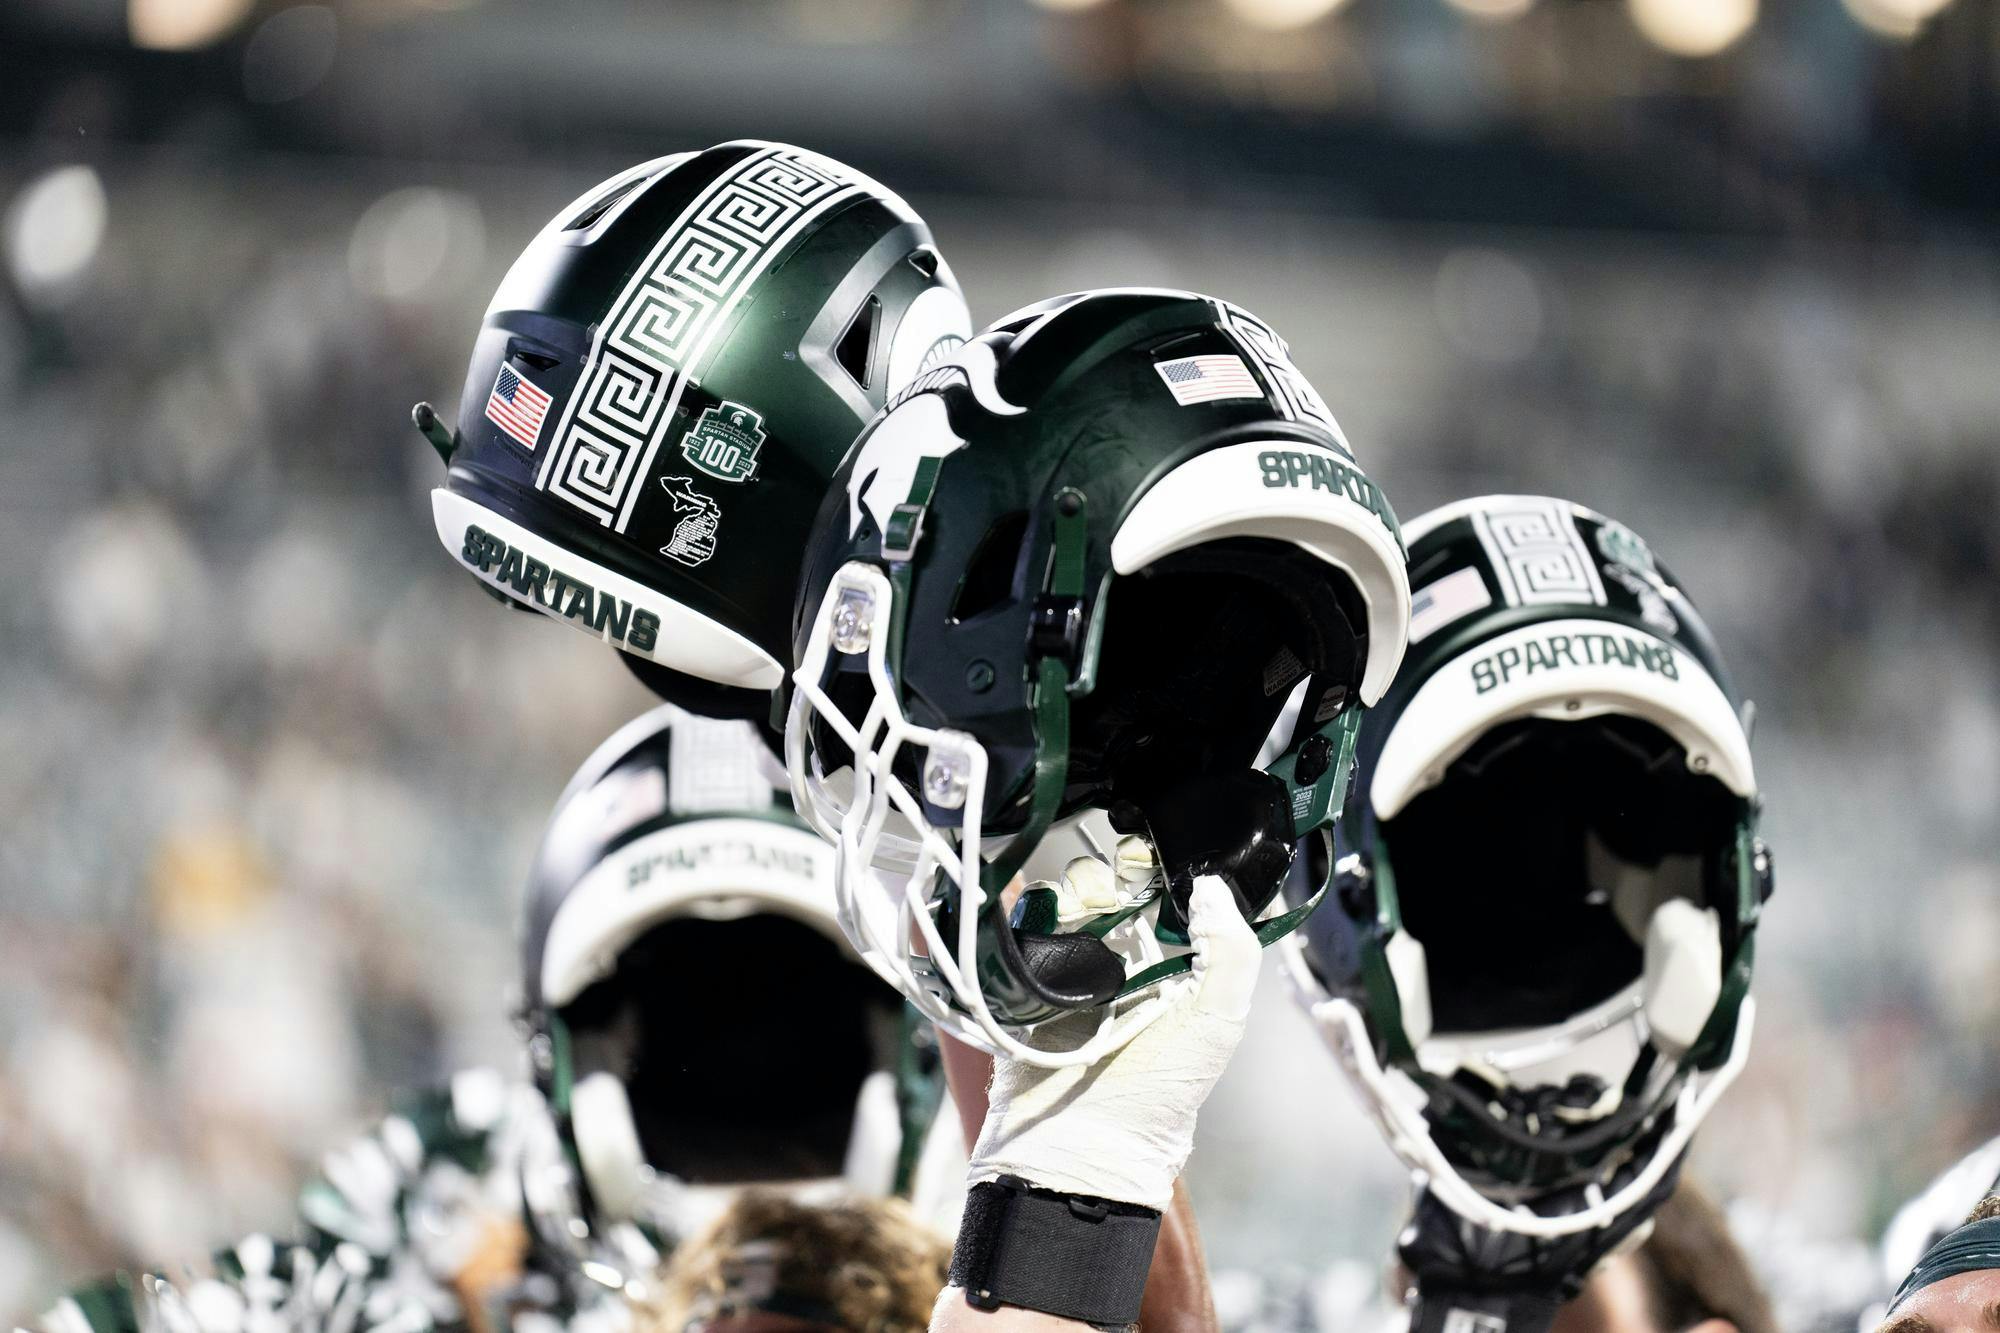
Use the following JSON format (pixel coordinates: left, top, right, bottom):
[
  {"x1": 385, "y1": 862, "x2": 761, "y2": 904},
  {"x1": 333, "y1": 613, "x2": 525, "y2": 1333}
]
[
  {"x1": 1155, "y1": 354, "x2": 1262, "y2": 407},
  {"x1": 486, "y1": 364, "x2": 553, "y2": 452}
]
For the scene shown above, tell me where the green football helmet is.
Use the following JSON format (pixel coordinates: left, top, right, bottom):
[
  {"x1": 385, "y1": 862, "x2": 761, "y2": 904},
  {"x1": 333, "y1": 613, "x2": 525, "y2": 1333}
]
[
  {"x1": 518, "y1": 705, "x2": 959, "y2": 1268},
  {"x1": 787, "y1": 289, "x2": 1412, "y2": 1067},
  {"x1": 1283, "y1": 495, "x2": 1771, "y2": 1239},
  {"x1": 421, "y1": 141, "x2": 970, "y2": 721}
]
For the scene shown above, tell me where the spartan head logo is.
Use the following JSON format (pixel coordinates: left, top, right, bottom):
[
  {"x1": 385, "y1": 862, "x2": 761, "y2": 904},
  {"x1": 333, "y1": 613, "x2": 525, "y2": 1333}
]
[
  {"x1": 682, "y1": 400, "x2": 768, "y2": 483},
  {"x1": 846, "y1": 339, "x2": 1021, "y2": 540},
  {"x1": 660, "y1": 475, "x2": 721, "y2": 567}
]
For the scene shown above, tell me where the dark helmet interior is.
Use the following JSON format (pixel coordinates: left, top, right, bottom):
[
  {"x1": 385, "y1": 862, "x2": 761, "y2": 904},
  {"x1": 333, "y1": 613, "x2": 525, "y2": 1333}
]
[
  {"x1": 1071, "y1": 536, "x2": 1366, "y2": 809},
  {"x1": 1387, "y1": 715, "x2": 1740, "y2": 1035},
  {"x1": 560, "y1": 913, "x2": 901, "y2": 1184}
]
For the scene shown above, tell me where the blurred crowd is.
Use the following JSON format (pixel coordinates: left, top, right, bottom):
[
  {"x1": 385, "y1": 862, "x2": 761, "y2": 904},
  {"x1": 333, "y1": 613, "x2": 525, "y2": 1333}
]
[{"x1": 2, "y1": 0, "x2": 1999, "y2": 1327}]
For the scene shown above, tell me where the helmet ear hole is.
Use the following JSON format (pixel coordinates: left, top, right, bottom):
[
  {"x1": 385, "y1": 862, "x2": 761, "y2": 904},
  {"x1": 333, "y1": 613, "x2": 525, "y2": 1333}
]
[
  {"x1": 951, "y1": 510, "x2": 1030, "y2": 624},
  {"x1": 835, "y1": 295, "x2": 881, "y2": 390}
]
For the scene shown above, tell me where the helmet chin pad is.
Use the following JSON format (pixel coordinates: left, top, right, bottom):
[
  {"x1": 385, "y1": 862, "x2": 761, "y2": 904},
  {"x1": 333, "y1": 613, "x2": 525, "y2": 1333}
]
[
  {"x1": 1387, "y1": 714, "x2": 1739, "y2": 1034},
  {"x1": 1008, "y1": 929, "x2": 1126, "y2": 1009}
]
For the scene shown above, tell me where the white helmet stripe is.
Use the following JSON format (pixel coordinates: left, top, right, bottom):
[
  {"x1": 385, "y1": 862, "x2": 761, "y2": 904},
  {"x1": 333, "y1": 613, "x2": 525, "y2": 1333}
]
[
  {"x1": 1371, "y1": 616, "x2": 1756, "y2": 820},
  {"x1": 432, "y1": 488, "x2": 783, "y2": 690},
  {"x1": 540, "y1": 817, "x2": 839, "y2": 1008},
  {"x1": 1108, "y1": 440, "x2": 1411, "y2": 705}
]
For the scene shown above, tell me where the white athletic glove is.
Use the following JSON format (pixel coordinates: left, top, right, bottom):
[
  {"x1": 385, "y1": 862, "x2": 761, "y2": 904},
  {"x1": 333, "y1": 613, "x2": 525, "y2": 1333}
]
[{"x1": 966, "y1": 873, "x2": 1262, "y2": 1211}]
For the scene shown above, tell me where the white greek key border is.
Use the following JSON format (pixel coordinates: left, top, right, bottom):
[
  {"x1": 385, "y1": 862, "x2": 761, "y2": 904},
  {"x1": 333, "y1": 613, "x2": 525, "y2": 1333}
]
[
  {"x1": 1471, "y1": 496, "x2": 1607, "y2": 607},
  {"x1": 536, "y1": 144, "x2": 864, "y2": 530},
  {"x1": 1212, "y1": 299, "x2": 1350, "y2": 452}
]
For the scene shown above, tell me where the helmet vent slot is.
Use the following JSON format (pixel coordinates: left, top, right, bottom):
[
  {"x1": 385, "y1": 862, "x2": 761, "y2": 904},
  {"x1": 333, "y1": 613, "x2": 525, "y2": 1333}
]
[
  {"x1": 951, "y1": 510, "x2": 1029, "y2": 624},
  {"x1": 835, "y1": 295, "x2": 881, "y2": 390},
  {"x1": 564, "y1": 175, "x2": 644, "y2": 232},
  {"x1": 907, "y1": 247, "x2": 941, "y2": 279}
]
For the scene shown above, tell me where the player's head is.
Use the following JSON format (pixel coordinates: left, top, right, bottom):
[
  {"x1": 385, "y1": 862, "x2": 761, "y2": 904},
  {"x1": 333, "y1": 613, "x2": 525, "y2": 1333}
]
[
  {"x1": 422, "y1": 141, "x2": 970, "y2": 722},
  {"x1": 1879, "y1": 1197, "x2": 2000, "y2": 1333},
  {"x1": 640, "y1": 1189, "x2": 949, "y2": 1333},
  {"x1": 786, "y1": 288, "x2": 1410, "y2": 1067},
  {"x1": 1550, "y1": 1183, "x2": 1775, "y2": 1333},
  {"x1": 1285, "y1": 495, "x2": 1769, "y2": 1240},
  {"x1": 517, "y1": 705, "x2": 949, "y2": 1254}
]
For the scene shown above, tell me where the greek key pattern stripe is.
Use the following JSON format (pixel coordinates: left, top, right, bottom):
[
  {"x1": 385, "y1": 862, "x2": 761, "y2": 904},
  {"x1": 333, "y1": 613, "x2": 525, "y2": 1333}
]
[
  {"x1": 535, "y1": 144, "x2": 864, "y2": 530},
  {"x1": 1471, "y1": 497, "x2": 1608, "y2": 607},
  {"x1": 1212, "y1": 299, "x2": 1350, "y2": 453}
]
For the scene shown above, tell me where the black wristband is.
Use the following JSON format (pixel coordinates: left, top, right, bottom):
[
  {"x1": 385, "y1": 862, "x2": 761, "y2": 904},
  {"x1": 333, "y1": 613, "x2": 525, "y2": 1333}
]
[{"x1": 947, "y1": 1177, "x2": 1162, "y2": 1327}]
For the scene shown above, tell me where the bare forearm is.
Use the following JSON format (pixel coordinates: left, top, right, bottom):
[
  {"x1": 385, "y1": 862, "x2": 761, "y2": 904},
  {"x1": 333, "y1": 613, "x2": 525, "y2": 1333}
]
[{"x1": 1141, "y1": 1180, "x2": 1217, "y2": 1333}]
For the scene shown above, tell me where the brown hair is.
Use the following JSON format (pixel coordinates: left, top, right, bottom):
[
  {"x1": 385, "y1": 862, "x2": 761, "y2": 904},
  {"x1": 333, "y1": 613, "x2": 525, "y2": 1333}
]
[
  {"x1": 1634, "y1": 1180, "x2": 1778, "y2": 1333},
  {"x1": 640, "y1": 1190, "x2": 951, "y2": 1333},
  {"x1": 1965, "y1": 1194, "x2": 2000, "y2": 1226}
]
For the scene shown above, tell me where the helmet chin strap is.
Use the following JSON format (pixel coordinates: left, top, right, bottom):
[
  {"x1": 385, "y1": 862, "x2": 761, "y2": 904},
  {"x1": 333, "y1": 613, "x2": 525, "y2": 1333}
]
[
  {"x1": 1407, "y1": 1287, "x2": 1564, "y2": 1333},
  {"x1": 1399, "y1": 1154, "x2": 1682, "y2": 1333}
]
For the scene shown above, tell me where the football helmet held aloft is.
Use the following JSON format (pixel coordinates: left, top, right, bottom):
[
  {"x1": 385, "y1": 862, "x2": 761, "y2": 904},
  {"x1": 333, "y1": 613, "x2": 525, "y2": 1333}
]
[
  {"x1": 1283, "y1": 495, "x2": 1770, "y2": 1240},
  {"x1": 787, "y1": 289, "x2": 1411, "y2": 1067},
  {"x1": 517, "y1": 705, "x2": 959, "y2": 1267},
  {"x1": 421, "y1": 141, "x2": 970, "y2": 720}
]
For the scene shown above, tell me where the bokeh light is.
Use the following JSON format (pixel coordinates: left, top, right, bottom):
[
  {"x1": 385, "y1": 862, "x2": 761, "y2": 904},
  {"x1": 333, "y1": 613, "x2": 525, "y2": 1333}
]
[
  {"x1": 347, "y1": 188, "x2": 487, "y2": 305},
  {"x1": 1628, "y1": 0, "x2": 1757, "y2": 56},
  {"x1": 1445, "y1": 0, "x2": 1537, "y2": 21},
  {"x1": 128, "y1": 0, "x2": 256, "y2": 50},
  {"x1": 5, "y1": 165, "x2": 108, "y2": 308},
  {"x1": 1842, "y1": 0, "x2": 1954, "y2": 39},
  {"x1": 242, "y1": 5, "x2": 340, "y2": 104},
  {"x1": 1434, "y1": 248, "x2": 1545, "y2": 364},
  {"x1": 1221, "y1": 0, "x2": 1350, "y2": 33}
]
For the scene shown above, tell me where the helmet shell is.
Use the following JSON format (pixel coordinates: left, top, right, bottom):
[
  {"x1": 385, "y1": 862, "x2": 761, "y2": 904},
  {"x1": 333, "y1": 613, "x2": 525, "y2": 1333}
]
[
  {"x1": 518, "y1": 706, "x2": 950, "y2": 1235},
  {"x1": 795, "y1": 288, "x2": 1406, "y2": 831},
  {"x1": 434, "y1": 142, "x2": 970, "y2": 717},
  {"x1": 1285, "y1": 494, "x2": 1770, "y2": 1232},
  {"x1": 788, "y1": 288, "x2": 1411, "y2": 1066}
]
